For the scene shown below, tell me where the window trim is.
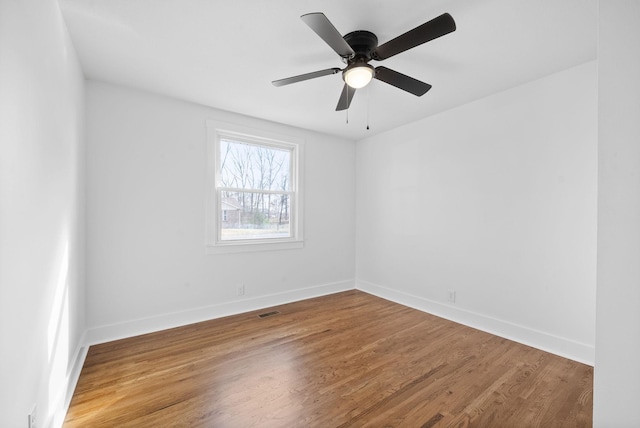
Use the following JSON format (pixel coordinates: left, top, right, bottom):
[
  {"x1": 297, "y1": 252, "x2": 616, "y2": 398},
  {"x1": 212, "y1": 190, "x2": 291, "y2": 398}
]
[{"x1": 205, "y1": 120, "x2": 304, "y2": 254}]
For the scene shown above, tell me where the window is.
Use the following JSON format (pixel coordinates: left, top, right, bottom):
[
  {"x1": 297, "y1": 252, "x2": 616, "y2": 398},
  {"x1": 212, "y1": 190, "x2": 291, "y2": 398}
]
[{"x1": 206, "y1": 121, "x2": 303, "y2": 253}]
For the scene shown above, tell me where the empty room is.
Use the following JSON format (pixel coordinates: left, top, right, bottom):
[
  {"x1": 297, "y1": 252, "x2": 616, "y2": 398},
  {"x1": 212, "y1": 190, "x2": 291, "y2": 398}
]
[{"x1": 1, "y1": 0, "x2": 639, "y2": 427}]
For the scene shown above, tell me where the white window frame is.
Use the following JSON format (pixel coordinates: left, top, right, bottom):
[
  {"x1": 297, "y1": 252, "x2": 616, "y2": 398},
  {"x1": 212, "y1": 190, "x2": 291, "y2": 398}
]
[{"x1": 206, "y1": 120, "x2": 304, "y2": 254}]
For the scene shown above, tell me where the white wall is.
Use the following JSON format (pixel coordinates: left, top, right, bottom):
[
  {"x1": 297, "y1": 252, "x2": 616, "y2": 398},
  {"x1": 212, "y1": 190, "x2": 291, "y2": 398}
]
[
  {"x1": 356, "y1": 61, "x2": 598, "y2": 364},
  {"x1": 85, "y1": 82, "x2": 356, "y2": 342},
  {"x1": 594, "y1": 2, "x2": 640, "y2": 426},
  {"x1": 0, "y1": 0, "x2": 86, "y2": 427}
]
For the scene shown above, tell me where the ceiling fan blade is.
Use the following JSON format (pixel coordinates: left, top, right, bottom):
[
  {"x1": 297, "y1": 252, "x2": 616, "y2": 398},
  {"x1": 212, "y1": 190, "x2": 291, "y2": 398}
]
[
  {"x1": 374, "y1": 66, "x2": 432, "y2": 96},
  {"x1": 373, "y1": 13, "x2": 456, "y2": 61},
  {"x1": 336, "y1": 84, "x2": 356, "y2": 111},
  {"x1": 272, "y1": 68, "x2": 341, "y2": 87},
  {"x1": 301, "y1": 13, "x2": 355, "y2": 58}
]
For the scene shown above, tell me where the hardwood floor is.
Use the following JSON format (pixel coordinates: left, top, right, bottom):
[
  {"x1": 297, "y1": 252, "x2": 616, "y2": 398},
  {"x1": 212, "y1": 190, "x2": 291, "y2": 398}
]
[{"x1": 64, "y1": 290, "x2": 593, "y2": 427}]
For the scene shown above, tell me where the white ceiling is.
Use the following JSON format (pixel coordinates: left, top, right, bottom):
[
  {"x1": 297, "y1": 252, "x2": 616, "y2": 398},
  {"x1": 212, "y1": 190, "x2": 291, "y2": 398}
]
[{"x1": 59, "y1": 0, "x2": 597, "y2": 141}]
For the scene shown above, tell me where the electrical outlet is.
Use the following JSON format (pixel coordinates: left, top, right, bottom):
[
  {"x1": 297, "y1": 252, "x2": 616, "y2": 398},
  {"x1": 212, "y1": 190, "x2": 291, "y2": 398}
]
[
  {"x1": 28, "y1": 405, "x2": 37, "y2": 428},
  {"x1": 447, "y1": 290, "x2": 456, "y2": 303},
  {"x1": 237, "y1": 284, "x2": 245, "y2": 296}
]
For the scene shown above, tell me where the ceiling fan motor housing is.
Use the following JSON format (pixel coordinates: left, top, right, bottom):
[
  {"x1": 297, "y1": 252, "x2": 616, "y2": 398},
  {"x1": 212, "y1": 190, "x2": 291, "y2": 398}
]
[{"x1": 343, "y1": 30, "x2": 379, "y2": 62}]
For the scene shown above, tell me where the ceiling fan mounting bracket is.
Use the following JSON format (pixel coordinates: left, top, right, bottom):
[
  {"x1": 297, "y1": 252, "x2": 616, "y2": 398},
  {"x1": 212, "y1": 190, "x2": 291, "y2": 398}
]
[{"x1": 343, "y1": 30, "x2": 378, "y2": 63}]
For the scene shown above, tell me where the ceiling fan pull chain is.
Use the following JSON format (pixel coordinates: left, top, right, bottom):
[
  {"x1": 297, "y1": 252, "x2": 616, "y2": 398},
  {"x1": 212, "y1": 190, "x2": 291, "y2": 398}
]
[
  {"x1": 366, "y1": 86, "x2": 370, "y2": 130},
  {"x1": 346, "y1": 86, "x2": 350, "y2": 124}
]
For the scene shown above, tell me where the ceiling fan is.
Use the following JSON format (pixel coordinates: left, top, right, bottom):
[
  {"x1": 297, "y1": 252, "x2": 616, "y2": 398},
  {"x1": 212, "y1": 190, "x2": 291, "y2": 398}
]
[{"x1": 272, "y1": 12, "x2": 456, "y2": 111}]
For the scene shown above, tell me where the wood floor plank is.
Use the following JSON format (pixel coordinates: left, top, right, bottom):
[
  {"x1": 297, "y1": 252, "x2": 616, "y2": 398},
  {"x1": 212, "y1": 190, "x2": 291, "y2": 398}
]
[{"x1": 64, "y1": 290, "x2": 593, "y2": 427}]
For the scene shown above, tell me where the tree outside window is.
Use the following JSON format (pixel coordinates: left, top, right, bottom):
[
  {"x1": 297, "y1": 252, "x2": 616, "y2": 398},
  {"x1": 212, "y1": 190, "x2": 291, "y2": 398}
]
[{"x1": 218, "y1": 138, "x2": 293, "y2": 240}]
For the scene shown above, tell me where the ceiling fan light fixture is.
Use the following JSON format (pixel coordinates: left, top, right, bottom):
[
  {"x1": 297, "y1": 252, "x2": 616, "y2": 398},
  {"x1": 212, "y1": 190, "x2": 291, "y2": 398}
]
[{"x1": 343, "y1": 63, "x2": 374, "y2": 89}]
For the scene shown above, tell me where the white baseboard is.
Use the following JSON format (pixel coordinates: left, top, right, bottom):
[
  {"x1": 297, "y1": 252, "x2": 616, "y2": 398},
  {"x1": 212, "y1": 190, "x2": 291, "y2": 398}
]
[
  {"x1": 356, "y1": 279, "x2": 594, "y2": 366},
  {"x1": 83, "y1": 278, "x2": 595, "y2": 364},
  {"x1": 85, "y1": 279, "x2": 355, "y2": 346},
  {"x1": 50, "y1": 332, "x2": 89, "y2": 428},
  {"x1": 59, "y1": 277, "x2": 593, "y2": 427}
]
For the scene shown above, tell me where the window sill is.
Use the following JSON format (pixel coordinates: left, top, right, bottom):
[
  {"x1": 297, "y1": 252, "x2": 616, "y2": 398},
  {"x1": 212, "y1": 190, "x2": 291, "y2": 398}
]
[{"x1": 205, "y1": 239, "x2": 304, "y2": 255}]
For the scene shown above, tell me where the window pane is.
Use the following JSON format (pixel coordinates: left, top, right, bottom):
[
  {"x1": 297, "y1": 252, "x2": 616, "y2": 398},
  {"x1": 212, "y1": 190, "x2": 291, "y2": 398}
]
[
  {"x1": 219, "y1": 139, "x2": 291, "y2": 191},
  {"x1": 220, "y1": 191, "x2": 291, "y2": 241}
]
